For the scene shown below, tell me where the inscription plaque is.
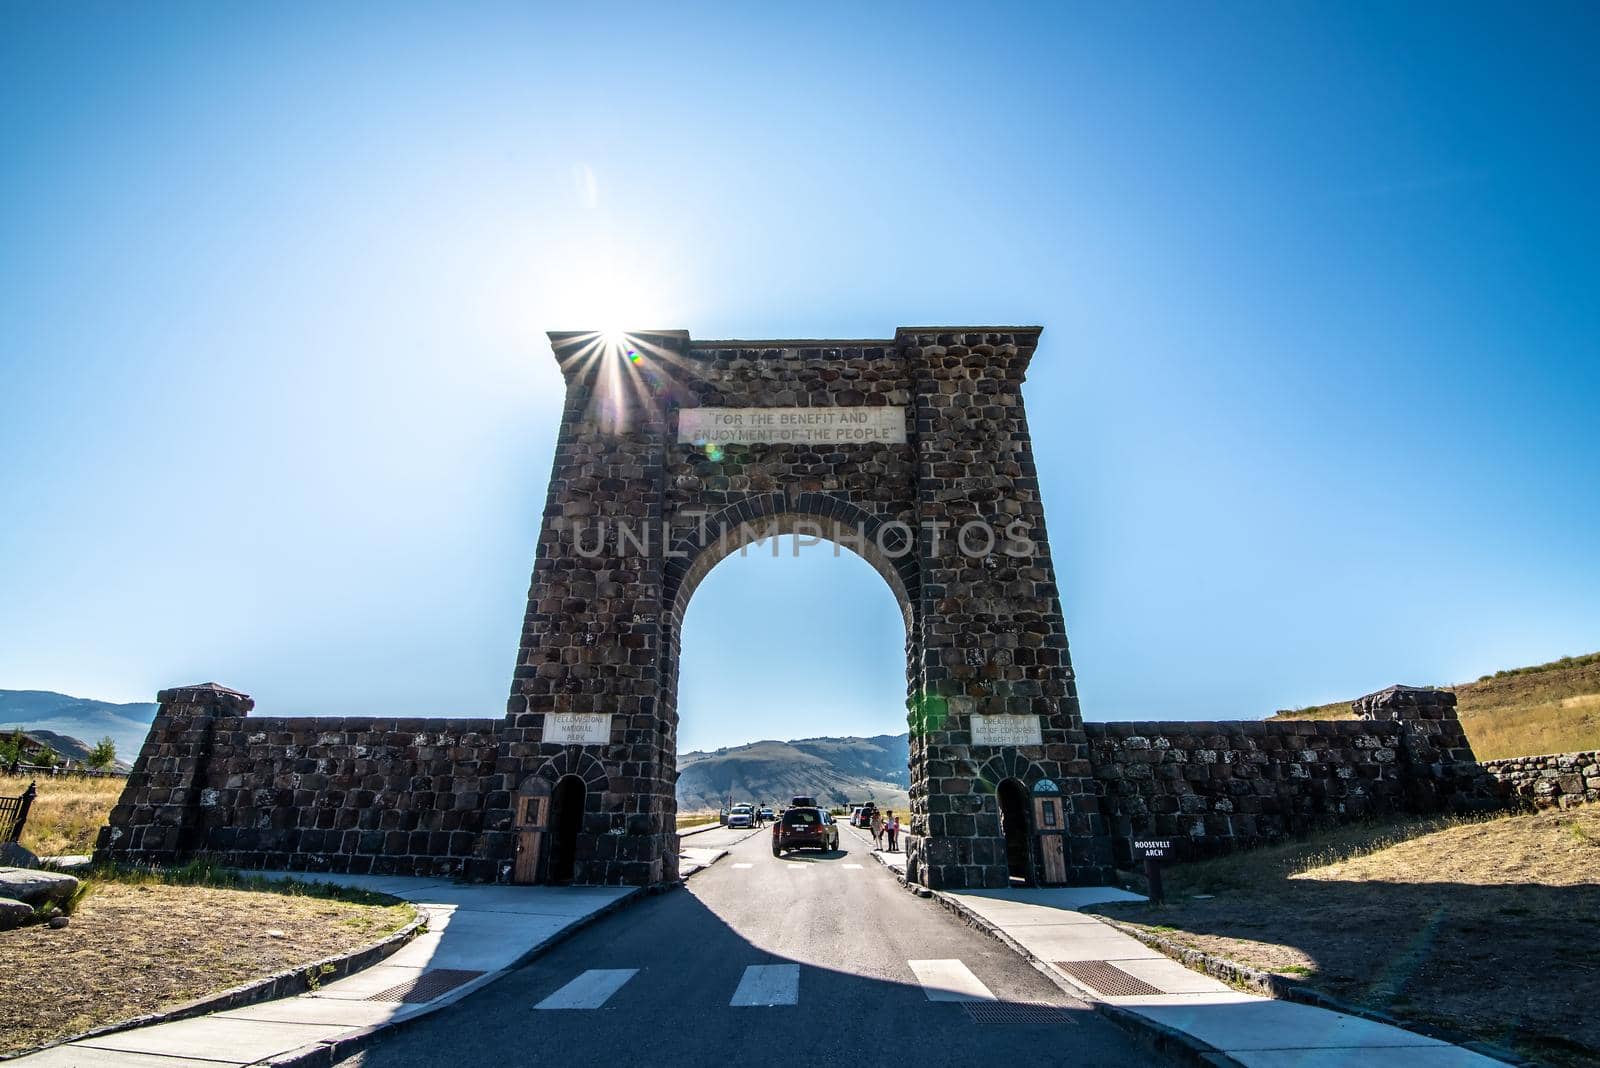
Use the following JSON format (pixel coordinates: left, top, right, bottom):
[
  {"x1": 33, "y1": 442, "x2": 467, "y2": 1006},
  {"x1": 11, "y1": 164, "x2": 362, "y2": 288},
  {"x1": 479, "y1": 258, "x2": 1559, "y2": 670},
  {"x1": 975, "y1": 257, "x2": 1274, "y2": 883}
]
[
  {"x1": 969, "y1": 714, "x2": 1044, "y2": 747},
  {"x1": 541, "y1": 713, "x2": 613, "y2": 746},
  {"x1": 678, "y1": 406, "x2": 906, "y2": 446}
]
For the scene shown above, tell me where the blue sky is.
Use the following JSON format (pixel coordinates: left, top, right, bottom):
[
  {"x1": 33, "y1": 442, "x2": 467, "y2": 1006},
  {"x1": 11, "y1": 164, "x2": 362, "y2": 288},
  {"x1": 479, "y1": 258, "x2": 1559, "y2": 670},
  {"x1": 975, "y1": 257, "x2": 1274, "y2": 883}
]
[{"x1": 2, "y1": 4, "x2": 1596, "y2": 751}]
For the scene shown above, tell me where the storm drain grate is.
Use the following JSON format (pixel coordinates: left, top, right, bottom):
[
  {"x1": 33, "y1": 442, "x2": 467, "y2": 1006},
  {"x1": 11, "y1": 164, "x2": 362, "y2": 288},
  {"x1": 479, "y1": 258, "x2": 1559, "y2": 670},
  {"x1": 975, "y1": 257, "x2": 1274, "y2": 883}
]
[
  {"x1": 366, "y1": 969, "x2": 486, "y2": 1003},
  {"x1": 961, "y1": 1002, "x2": 1079, "y2": 1026},
  {"x1": 1053, "y1": 960, "x2": 1163, "y2": 997}
]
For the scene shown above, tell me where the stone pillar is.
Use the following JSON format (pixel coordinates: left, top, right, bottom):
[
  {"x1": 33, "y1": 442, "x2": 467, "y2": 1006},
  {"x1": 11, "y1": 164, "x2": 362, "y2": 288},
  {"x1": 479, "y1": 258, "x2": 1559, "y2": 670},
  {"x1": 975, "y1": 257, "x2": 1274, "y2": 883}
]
[
  {"x1": 501, "y1": 331, "x2": 681, "y2": 886},
  {"x1": 1353, "y1": 685, "x2": 1497, "y2": 812},
  {"x1": 95, "y1": 683, "x2": 252, "y2": 862},
  {"x1": 901, "y1": 328, "x2": 1110, "y2": 888}
]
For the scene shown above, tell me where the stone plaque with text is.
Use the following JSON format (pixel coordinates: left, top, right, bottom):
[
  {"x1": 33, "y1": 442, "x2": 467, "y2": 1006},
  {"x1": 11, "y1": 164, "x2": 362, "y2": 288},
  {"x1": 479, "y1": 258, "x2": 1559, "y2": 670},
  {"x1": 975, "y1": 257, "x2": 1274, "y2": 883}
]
[
  {"x1": 969, "y1": 714, "x2": 1044, "y2": 747},
  {"x1": 541, "y1": 713, "x2": 613, "y2": 746},
  {"x1": 678, "y1": 406, "x2": 906, "y2": 446}
]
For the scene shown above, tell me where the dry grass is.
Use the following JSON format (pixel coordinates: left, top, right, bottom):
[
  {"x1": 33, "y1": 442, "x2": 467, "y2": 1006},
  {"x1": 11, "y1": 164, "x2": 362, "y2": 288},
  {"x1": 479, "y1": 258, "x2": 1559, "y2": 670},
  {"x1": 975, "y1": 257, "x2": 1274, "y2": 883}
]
[
  {"x1": 676, "y1": 812, "x2": 720, "y2": 830},
  {"x1": 0, "y1": 869, "x2": 414, "y2": 1056},
  {"x1": 1089, "y1": 806, "x2": 1600, "y2": 1067},
  {"x1": 1270, "y1": 654, "x2": 1600, "y2": 760},
  {"x1": 1, "y1": 772, "x2": 124, "y2": 857}
]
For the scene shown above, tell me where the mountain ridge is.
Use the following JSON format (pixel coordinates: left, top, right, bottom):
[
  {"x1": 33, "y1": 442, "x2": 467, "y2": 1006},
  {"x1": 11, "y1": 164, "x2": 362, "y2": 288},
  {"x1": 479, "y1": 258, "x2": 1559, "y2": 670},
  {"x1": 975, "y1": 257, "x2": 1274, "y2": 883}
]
[{"x1": 0, "y1": 690, "x2": 159, "y2": 766}]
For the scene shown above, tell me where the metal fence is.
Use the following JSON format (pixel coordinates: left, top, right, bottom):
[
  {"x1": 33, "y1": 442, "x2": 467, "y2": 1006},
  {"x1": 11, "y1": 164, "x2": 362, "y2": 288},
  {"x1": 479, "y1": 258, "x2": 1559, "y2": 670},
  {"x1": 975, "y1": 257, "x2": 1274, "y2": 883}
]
[
  {"x1": 0, "y1": 781, "x2": 36, "y2": 843},
  {"x1": 4, "y1": 760, "x2": 126, "y2": 779}
]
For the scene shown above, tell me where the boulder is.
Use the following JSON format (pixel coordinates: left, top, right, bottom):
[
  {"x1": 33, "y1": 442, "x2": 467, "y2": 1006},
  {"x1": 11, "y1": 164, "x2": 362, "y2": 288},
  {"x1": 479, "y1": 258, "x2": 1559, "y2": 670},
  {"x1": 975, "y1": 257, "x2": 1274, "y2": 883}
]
[
  {"x1": 0, "y1": 867, "x2": 79, "y2": 907},
  {"x1": 0, "y1": 842, "x2": 40, "y2": 869},
  {"x1": 0, "y1": 896, "x2": 30, "y2": 929}
]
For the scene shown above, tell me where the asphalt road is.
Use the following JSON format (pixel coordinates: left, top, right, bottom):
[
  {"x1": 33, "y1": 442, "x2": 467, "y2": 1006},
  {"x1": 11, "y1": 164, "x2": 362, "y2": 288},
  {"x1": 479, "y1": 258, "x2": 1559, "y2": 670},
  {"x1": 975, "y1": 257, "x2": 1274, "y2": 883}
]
[{"x1": 336, "y1": 821, "x2": 1158, "y2": 1067}]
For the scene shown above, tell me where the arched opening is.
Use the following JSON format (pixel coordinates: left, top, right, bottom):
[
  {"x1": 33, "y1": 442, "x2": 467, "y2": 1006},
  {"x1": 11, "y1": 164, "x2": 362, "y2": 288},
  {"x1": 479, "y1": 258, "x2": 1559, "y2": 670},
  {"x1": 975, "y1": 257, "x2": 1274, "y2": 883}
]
[
  {"x1": 666, "y1": 514, "x2": 917, "y2": 839},
  {"x1": 548, "y1": 774, "x2": 586, "y2": 884},
  {"x1": 997, "y1": 778, "x2": 1033, "y2": 886}
]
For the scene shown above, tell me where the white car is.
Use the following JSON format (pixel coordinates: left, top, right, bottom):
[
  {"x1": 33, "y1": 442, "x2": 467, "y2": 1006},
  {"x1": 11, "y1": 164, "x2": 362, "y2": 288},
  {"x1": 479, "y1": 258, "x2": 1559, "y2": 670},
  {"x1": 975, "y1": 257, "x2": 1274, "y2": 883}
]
[{"x1": 727, "y1": 805, "x2": 754, "y2": 828}]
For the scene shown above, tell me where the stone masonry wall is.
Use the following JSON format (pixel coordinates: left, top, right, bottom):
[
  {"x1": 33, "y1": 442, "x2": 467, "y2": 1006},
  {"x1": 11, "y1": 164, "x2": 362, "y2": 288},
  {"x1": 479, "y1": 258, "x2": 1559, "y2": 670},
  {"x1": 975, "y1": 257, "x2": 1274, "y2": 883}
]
[
  {"x1": 98, "y1": 684, "x2": 513, "y2": 879},
  {"x1": 1088, "y1": 686, "x2": 1503, "y2": 865},
  {"x1": 1481, "y1": 751, "x2": 1600, "y2": 809},
  {"x1": 1088, "y1": 720, "x2": 1409, "y2": 866}
]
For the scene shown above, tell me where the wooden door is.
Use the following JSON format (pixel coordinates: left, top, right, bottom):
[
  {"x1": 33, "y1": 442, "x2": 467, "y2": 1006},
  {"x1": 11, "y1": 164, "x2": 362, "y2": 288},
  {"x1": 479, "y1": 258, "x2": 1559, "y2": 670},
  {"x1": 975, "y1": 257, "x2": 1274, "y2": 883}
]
[
  {"x1": 513, "y1": 795, "x2": 547, "y2": 885},
  {"x1": 1034, "y1": 797, "x2": 1067, "y2": 885}
]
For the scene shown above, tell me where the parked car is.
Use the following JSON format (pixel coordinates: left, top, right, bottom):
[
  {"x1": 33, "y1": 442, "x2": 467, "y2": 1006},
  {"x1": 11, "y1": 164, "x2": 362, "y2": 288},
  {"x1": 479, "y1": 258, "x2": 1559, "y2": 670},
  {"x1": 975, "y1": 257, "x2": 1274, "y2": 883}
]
[
  {"x1": 854, "y1": 803, "x2": 877, "y2": 828},
  {"x1": 727, "y1": 804, "x2": 754, "y2": 829},
  {"x1": 772, "y1": 807, "x2": 838, "y2": 855},
  {"x1": 758, "y1": 807, "x2": 775, "y2": 822}
]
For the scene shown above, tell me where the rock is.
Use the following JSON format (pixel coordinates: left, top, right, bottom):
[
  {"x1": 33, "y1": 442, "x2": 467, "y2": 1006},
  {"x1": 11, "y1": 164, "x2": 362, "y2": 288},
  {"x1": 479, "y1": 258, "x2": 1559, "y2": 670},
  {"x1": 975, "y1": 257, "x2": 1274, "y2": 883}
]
[
  {"x1": 0, "y1": 897, "x2": 31, "y2": 930},
  {"x1": 0, "y1": 842, "x2": 40, "y2": 869},
  {"x1": 48, "y1": 914, "x2": 69, "y2": 929},
  {"x1": 0, "y1": 867, "x2": 80, "y2": 907},
  {"x1": 267, "y1": 929, "x2": 286, "y2": 938}
]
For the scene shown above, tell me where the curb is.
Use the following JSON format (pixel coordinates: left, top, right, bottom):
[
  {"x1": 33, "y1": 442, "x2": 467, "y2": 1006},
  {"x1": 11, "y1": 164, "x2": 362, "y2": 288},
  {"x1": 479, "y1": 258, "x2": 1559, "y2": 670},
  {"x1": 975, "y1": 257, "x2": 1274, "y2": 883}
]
[
  {"x1": 3, "y1": 897, "x2": 427, "y2": 1063},
  {"x1": 260, "y1": 885, "x2": 646, "y2": 1068},
  {"x1": 847, "y1": 840, "x2": 1232, "y2": 1067},
  {"x1": 851, "y1": 832, "x2": 1529, "y2": 1068},
  {"x1": 260, "y1": 841, "x2": 735, "y2": 1068},
  {"x1": 1090, "y1": 913, "x2": 1530, "y2": 1067},
  {"x1": 676, "y1": 822, "x2": 724, "y2": 839}
]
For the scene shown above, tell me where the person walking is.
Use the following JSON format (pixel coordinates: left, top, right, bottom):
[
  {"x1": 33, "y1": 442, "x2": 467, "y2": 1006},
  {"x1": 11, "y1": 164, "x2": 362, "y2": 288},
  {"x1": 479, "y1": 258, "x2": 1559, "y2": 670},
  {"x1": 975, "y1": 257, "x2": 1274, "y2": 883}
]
[
  {"x1": 886, "y1": 811, "x2": 900, "y2": 852},
  {"x1": 871, "y1": 808, "x2": 885, "y2": 850}
]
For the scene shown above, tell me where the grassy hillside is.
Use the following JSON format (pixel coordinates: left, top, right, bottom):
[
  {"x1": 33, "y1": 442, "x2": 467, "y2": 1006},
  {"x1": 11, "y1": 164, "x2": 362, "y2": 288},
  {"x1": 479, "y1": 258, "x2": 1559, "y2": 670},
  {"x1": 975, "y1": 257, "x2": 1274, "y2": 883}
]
[
  {"x1": 1270, "y1": 652, "x2": 1600, "y2": 759},
  {"x1": 1087, "y1": 807, "x2": 1600, "y2": 1067},
  {"x1": 677, "y1": 734, "x2": 910, "y2": 813}
]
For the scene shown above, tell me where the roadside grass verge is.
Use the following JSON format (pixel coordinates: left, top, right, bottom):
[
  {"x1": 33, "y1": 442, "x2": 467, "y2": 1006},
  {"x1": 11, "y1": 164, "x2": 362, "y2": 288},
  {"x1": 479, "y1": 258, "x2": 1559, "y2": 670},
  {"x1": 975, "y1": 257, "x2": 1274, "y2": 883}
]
[
  {"x1": 1087, "y1": 806, "x2": 1600, "y2": 1067},
  {"x1": 0, "y1": 861, "x2": 415, "y2": 1056},
  {"x1": 1, "y1": 771, "x2": 123, "y2": 857},
  {"x1": 676, "y1": 812, "x2": 720, "y2": 830}
]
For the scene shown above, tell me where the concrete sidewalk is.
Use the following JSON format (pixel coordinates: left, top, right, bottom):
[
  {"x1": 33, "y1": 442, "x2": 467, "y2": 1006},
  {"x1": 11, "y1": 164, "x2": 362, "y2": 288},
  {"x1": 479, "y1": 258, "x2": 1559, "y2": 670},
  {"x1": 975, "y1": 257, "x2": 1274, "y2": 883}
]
[
  {"x1": 851, "y1": 826, "x2": 1504, "y2": 1066},
  {"x1": 10, "y1": 873, "x2": 639, "y2": 1067}
]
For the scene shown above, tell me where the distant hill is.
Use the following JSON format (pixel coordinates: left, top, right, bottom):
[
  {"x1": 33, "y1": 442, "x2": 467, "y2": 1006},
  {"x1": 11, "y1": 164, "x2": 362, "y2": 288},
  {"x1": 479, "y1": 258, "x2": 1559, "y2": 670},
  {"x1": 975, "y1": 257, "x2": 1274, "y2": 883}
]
[
  {"x1": 1269, "y1": 652, "x2": 1600, "y2": 760},
  {"x1": 4, "y1": 727, "x2": 132, "y2": 771},
  {"x1": 0, "y1": 690, "x2": 156, "y2": 767},
  {"x1": 677, "y1": 733, "x2": 910, "y2": 813}
]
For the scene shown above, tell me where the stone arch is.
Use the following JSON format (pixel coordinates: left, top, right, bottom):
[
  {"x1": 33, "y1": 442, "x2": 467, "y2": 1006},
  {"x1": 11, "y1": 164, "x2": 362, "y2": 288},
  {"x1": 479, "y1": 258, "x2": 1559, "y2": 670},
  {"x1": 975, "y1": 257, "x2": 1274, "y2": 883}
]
[
  {"x1": 662, "y1": 493, "x2": 920, "y2": 630},
  {"x1": 518, "y1": 750, "x2": 610, "y2": 796},
  {"x1": 976, "y1": 751, "x2": 1051, "y2": 794},
  {"x1": 503, "y1": 326, "x2": 1113, "y2": 889}
]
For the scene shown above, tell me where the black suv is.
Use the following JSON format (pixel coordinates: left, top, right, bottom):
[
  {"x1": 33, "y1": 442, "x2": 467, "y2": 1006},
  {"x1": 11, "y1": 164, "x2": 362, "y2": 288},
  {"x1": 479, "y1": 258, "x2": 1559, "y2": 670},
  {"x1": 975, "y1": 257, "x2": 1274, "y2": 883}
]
[{"x1": 772, "y1": 807, "x2": 839, "y2": 855}]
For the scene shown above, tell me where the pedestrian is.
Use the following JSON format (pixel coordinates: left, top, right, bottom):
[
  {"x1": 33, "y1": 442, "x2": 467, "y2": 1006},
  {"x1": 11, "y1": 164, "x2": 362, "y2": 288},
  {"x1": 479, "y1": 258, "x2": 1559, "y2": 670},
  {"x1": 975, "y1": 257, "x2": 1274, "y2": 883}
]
[
  {"x1": 871, "y1": 808, "x2": 884, "y2": 849},
  {"x1": 887, "y1": 811, "x2": 899, "y2": 852}
]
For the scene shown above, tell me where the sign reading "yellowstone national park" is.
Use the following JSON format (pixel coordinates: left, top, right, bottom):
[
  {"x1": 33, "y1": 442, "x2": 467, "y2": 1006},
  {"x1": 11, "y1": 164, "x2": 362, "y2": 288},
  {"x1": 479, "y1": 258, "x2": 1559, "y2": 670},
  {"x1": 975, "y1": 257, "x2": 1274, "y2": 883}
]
[{"x1": 678, "y1": 406, "x2": 906, "y2": 446}]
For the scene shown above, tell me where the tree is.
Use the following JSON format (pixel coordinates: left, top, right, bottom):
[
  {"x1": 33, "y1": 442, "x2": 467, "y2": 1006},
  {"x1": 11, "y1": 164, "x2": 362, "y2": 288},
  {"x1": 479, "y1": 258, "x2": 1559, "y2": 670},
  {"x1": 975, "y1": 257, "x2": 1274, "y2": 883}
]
[
  {"x1": 87, "y1": 736, "x2": 117, "y2": 770},
  {"x1": 0, "y1": 729, "x2": 23, "y2": 767},
  {"x1": 32, "y1": 744, "x2": 60, "y2": 768}
]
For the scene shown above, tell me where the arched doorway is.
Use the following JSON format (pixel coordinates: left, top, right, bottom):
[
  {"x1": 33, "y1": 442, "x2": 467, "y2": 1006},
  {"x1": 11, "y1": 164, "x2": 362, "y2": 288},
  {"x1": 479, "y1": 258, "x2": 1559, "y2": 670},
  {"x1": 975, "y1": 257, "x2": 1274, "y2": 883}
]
[
  {"x1": 997, "y1": 778, "x2": 1033, "y2": 885},
  {"x1": 548, "y1": 774, "x2": 586, "y2": 884}
]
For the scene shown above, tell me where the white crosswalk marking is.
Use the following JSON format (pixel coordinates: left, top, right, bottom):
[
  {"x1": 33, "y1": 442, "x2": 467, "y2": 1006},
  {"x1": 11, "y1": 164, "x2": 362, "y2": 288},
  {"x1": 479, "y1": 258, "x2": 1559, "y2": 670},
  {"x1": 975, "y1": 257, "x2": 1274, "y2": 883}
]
[
  {"x1": 842, "y1": 863, "x2": 863, "y2": 869},
  {"x1": 730, "y1": 964, "x2": 800, "y2": 1006},
  {"x1": 907, "y1": 959, "x2": 997, "y2": 1002},
  {"x1": 732, "y1": 863, "x2": 753, "y2": 869},
  {"x1": 786, "y1": 863, "x2": 804, "y2": 869},
  {"x1": 534, "y1": 969, "x2": 639, "y2": 1010}
]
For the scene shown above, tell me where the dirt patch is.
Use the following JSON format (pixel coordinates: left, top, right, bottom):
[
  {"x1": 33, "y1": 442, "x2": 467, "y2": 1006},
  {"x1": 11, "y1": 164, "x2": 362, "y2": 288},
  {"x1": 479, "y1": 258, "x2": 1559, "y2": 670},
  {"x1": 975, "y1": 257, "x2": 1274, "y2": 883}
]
[
  {"x1": 1087, "y1": 807, "x2": 1600, "y2": 1067},
  {"x1": 0, "y1": 879, "x2": 414, "y2": 1055}
]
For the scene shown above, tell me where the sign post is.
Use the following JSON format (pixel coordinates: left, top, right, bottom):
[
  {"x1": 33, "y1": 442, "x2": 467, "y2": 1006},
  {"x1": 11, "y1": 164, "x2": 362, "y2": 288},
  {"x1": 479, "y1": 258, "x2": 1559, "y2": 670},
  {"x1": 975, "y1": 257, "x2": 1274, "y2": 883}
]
[{"x1": 1132, "y1": 838, "x2": 1172, "y2": 905}]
